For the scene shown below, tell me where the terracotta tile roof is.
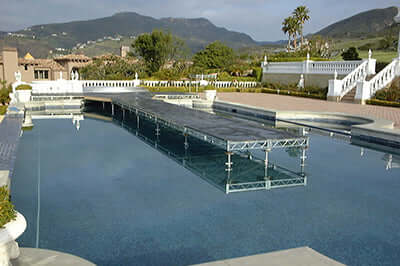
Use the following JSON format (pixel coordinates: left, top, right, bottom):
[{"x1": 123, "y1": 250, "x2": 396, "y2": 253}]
[{"x1": 18, "y1": 58, "x2": 65, "y2": 70}]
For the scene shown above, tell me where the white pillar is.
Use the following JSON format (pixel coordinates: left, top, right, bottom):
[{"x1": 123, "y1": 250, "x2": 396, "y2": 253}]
[
  {"x1": 327, "y1": 79, "x2": 343, "y2": 102},
  {"x1": 354, "y1": 80, "x2": 371, "y2": 104}
]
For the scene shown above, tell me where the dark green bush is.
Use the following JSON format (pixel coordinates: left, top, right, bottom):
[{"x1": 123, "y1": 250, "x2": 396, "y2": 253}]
[
  {"x1": 341, "y1": 47, "x2": 361, "y2": 61},
  {"x1": 0, "y1": 186, "x2": 16, "y2": 228},
  {"x1": 375, "y1": 62, "x2": 389, "y2": 73},
  {"x1": 366, "y1": 99, "x2": 400, "y2": 108},
  {"x1": 0, "y1": 81, "x2": 12, "y2": 105},
  {"x1": 0, "y1": 106, "x2": 7, "y2": 115}
]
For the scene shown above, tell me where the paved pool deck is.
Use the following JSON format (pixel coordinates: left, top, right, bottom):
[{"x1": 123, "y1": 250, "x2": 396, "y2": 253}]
[
  {"x1": 216, "y1": 93, "x2": 400, "y2": 128},
  {"x1": 11, "y1": 248, "x2": 94, "y2": 266},
  {"x1": 192, "y1": 247, "x2": 344, "y2": 266}
]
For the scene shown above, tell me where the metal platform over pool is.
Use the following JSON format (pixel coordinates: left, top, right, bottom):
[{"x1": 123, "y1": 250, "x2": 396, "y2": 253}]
[
  {"x1": 84, "y1": 92, "x2": 309, "y2": 194},
  {"x1": 85, "y1": 93, "x2": 309, "y2": 152}
]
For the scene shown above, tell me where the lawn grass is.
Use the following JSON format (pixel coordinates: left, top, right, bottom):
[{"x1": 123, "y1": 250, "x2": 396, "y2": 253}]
[{"x1": 331, "y1": 38, "x2": 398, "y2": 63}]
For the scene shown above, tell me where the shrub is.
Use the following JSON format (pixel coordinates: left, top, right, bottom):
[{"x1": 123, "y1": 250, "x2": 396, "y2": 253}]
[
  {"x1": 341, "y1": 47, "x2": 361, "y2": 61},
  {"x1": 15, "y1": 84, "x2": 32, "y2": 90},
  {"x1": 376, "y1": 62, "x2": 389, "y2": 73},
  {"x1": 252, "y1": 67, "x2": 262, "y2": 82},
  {"x1": 0, "y1": 81, "x2": 12, "y2": 105},
  {"x1": 0, "y1": 106, "x2": 7, "y2": 115},
  {"x1": 0, "y1": 186, "x2": 16, "y2": 228},
  {"x1": 366, "y1": 99, "x2": 400, "y2": 108}
]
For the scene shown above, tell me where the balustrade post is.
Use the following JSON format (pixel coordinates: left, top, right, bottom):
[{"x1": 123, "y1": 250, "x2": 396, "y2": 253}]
[
  {"x1": 354, "y1": 80, "x2": 370, "y2": 104},
  {"x1": 366, "y1": 50, "x2": 376, "y2": 75},
  {"x1": 327, "y1": 79, "x2": 343, "y2": 102}
]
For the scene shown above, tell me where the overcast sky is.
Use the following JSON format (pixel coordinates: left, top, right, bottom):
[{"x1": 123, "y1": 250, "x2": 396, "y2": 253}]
[{"x1": 0, "y1": 0, "x2": 398, "y2": 41}]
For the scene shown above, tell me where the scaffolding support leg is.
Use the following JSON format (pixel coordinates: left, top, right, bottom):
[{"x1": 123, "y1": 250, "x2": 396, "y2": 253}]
[
  {"x1": 300, "y1": 147, "x2": 307, "y2": 177},
  {"x1": 264, "y1": 149, "x2": 271, "y2": 189},
  {"x1": 184, "y1": 134, "x2": 189, "y2": 150},
  {"x1": 225, "y1": 152, "x2": 233, "y2": 194}
]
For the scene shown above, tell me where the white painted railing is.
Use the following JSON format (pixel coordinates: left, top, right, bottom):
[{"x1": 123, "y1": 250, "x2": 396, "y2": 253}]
[
  {"x1": 355, "y1": 58, "x2": 400, "y2": 103},
  {"x1": 339, "y1": 61, "x2": 368, "y2": 97},
  {"x1": 82, "y1": 79, "x2": 140, "y2": 88},
  {"x1": 369, "y1": 59, "x2": 398, "y2": 96},
  {"x1": 309, "y1": 61, "x2": 362, "y2": 74},
  {"x1": 31, "y1": 80, "x2": 83, "y2": 94},
  {"x1": 263, "y1": 60, "x2": 364, "y2": 75},
  {"x1": 327, "y1": 58, "x2": 377, "y2": 101},
  {"x1": 142, "y1": 80, "x2": 258, "y2": 88}
]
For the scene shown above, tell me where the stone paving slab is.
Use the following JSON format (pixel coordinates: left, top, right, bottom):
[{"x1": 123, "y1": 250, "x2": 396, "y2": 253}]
[
  {"x1": 11, "y1": 248, "x2": 95, "y2": 266},
  {"x1": 192, "y1": 247, "x2": 345, "y2": 266},
  {"x1": 0, "y1": 116, "x2": 23, "y2": 178},
  {"x1": 217, "y1": 93, "x2": 400, "y2": 128}
]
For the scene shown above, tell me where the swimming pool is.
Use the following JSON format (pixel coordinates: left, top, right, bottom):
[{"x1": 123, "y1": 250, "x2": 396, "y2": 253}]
[{"x1": 11, "y1": 109, "x2": 400, "y2": 265}]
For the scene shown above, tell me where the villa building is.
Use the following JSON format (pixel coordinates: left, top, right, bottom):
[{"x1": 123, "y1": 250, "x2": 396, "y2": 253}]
[{"x1": 0, "y1": 47, "x2": 91, "y2": 84}]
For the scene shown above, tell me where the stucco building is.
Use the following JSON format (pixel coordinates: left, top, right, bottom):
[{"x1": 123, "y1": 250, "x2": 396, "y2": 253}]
[{"x1": 0, "y1": 47, "x2": 91, "y2": 84}]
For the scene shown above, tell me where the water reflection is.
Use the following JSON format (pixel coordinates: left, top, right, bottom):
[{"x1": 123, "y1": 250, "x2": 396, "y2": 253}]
[
  {"x1": 26, "y1": 104, "x2": 398, "y2": 194},
  {"x1": 82, "y1": 102, "x2": 308, "y2": 194}
]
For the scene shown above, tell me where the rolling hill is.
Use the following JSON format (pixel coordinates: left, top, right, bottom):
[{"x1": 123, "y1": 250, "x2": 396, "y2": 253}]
[
  {"x1": 315, "y1": 6, "x2": 399, "y2": 38},
  {"x1": 0, "y1": 12, "x2": 256, "y2": 57}
]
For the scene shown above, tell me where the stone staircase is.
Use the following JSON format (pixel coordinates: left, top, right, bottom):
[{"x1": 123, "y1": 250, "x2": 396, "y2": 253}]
[
  {"x1": 340, "y1": 75, "x2": 376, "y2": 103},
  {"x1": 341, "y1": 87, "x2": 357, "y2": 103}
]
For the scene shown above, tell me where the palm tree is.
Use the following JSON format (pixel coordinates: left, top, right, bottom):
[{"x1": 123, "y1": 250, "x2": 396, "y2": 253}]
[
  {"x1": 282, "y1": 17, "x2": 292, "y2": 50},
  {"x1": 287, "y1": 16, "x2": 300, "y2": 50},
  {"x1": 282, "y1": 16, "x2": 299, "y2": 50},
  {"x1": 293, "y1": 6, "x2": 310, "y2": 48}
]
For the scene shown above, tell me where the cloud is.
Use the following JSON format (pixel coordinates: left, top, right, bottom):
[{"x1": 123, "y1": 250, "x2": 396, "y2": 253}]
[{"x1": 0, "y1": 0, "x2": 398, "y2": 40}]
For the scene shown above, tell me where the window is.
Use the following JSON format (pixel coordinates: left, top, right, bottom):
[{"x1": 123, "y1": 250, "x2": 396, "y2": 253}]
[
  {"x1": 24, "y1": 65, "x2": 28, "y2": 71},
  {"x1": 34, "y1": 70, "x2": 49, "y2": 80}
]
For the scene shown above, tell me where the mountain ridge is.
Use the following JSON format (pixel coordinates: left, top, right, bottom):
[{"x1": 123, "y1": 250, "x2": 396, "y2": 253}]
[
  {"x1": 3, "y1": 11, "x2": 256, "y2": 54},
  {"x1": 315, "y1": 6, "x2": 399, "y2": 38}
]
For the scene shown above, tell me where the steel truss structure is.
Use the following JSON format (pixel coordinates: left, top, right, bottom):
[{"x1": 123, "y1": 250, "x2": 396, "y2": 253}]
[
  {"x1": 226, "y1": 176, "x2": 306, "y2": 194},
  {"x1": 114, "y1": 101, "x2": 308, "y2": 152},
  {"x1": 107, "y1": 100, "x2": 310, "y2": 195}
]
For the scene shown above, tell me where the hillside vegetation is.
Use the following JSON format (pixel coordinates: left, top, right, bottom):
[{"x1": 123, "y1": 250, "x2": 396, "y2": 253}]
[
  {"x1": 316, "y1": 7, "x2": 399, "y2": 38},
  {"x1": 0, "y1": 12, "x2": 256, "y2": 55}
]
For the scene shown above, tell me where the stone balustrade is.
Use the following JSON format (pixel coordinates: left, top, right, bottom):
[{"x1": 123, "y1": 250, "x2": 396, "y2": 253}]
[
  {"x1": 142, "y1": 80, "x2": 258, "y2": 89},
  {"x1": 355, "y1": 58, "x2": 400, "y2": 104},
  {"x1": 327, "y1": 58, "x2": 376, "y2": 101},
  {"x1": 262, "y1": 59, "x2": 364, "y2": 75},
  {"x1": 32, "y1": 80, "x2": 84, "y2": 94},
  {"x1": 82, "y1": 79, "x2": 140, "y2": 88}
]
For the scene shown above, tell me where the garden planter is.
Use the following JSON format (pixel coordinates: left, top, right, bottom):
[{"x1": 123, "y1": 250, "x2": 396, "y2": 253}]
[{"x1": 0, "y1": 212, "x2": 27, "y2": 266}]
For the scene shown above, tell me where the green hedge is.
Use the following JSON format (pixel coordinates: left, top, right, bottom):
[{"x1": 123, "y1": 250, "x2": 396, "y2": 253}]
[
  {"x1": 15, "y1": 84, "x2": 32, "y2": 90},
  {"x1": 145, "y1": 86, "x2": 326, "y2": 100},
  {"x1": 0, "y1": 186, "x2": 16, "y2": 228},
  {"x1": 0, "y1": 105, "x2": 7, "y2": 115},
  {"x1": 366, "y1": 99, "x2": 400, "y2": 108},
  {"x1": 260, "y1": 88, "x2": 327, "y2": 100},
  {"x1": 268, "y1": 57, "x2": 330, "y2": 62}
]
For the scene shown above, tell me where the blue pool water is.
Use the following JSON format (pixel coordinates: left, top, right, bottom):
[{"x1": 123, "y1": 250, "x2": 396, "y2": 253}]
[{"x1": 12, "y1": 114, "x2": 400, "y2": 266}]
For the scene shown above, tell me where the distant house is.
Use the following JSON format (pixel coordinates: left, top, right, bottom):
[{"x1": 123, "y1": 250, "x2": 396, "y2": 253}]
[
  {"x1": 0, "y1": 47, "x2": 91, "y2": 84},
  {"x1": 0, "y1": 46, "x2": 139, "y2": 84}
]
